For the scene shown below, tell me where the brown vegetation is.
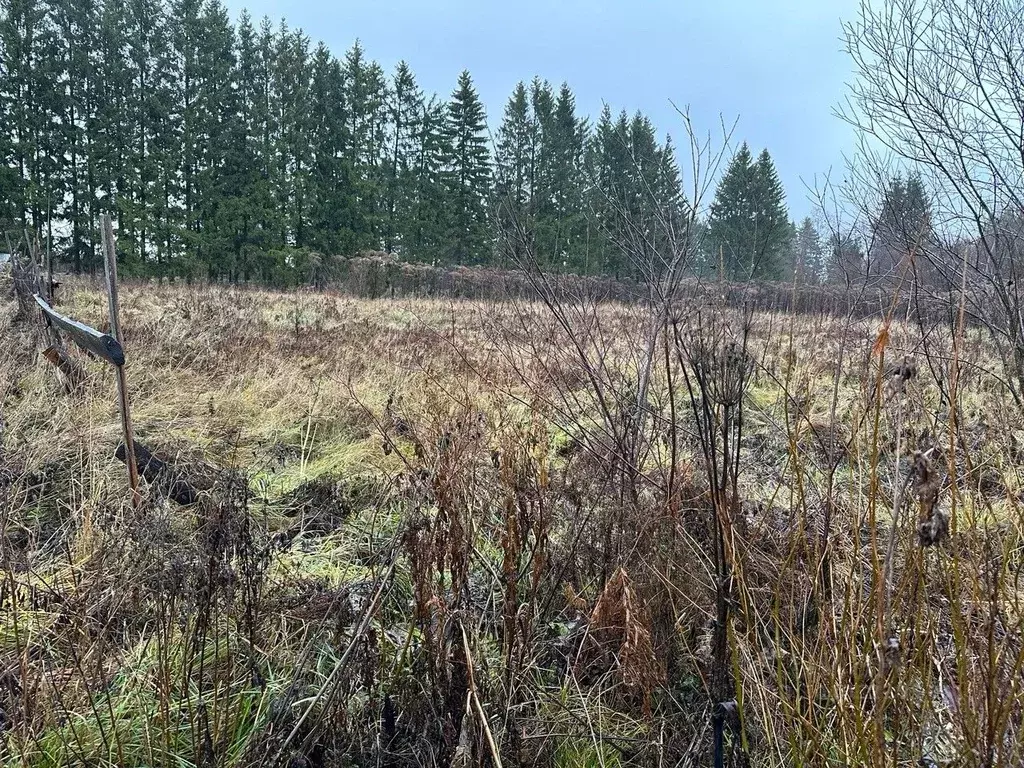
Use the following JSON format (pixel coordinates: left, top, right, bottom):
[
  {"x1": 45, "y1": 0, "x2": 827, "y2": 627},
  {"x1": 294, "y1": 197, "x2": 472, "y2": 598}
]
[{"x1": 0, "y1": 273, "x2": 1022, "y2": 767}]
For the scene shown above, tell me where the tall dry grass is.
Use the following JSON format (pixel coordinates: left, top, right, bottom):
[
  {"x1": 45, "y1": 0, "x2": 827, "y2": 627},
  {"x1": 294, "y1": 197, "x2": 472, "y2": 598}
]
[{"x1": 0, "y1": 274, "x2": 1022, "y2": 767}]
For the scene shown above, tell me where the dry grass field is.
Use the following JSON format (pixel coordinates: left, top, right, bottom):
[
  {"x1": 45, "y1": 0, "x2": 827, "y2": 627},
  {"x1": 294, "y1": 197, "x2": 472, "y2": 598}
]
[{"x1": 1, "y1": 275, "x2": 1023, "y2": 767}]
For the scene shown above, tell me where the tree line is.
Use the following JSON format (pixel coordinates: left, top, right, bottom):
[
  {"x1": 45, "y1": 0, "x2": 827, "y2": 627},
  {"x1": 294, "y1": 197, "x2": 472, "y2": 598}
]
[{"x1": 1, "y1": 0, "x2": 842, "y2": 284}]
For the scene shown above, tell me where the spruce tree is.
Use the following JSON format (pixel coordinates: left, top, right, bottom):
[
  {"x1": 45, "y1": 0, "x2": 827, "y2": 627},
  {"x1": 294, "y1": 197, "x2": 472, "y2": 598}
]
[
  {"x1": 622, "y1": 112, "x2": 663, "y2": 275},
  {"x1": 170, "y1": 0, "x2": 202, "y2": 265},
  {"x1": 343, "y1": 40, "x2": 389, "y2": 249},
  {"x1": 656, "y1": 136, "x2": 685, "y2": 222},
  {"x1": 227, "y1": 11, "x2": 272, "y2": 279},
  {"x1": 383, "y1": 61, "x2": 422, "y2": 254},
  {"x1": 585, "y1": 106, "x2": 683, "y2": 278},
  {"x1": 309, "y1": 41, "x2": 360, "y2": 258},
  {"x1": 167, "y1": 0, "x2": 239, "y2": 274},
  {"x1": 194, "y1": 1, "x2": 240, "y2": 277},
  {"x1": 622, "y1": 115, "x2": 685, "y2": 277},
  {"x1": 53, "y1": 0, "x2": 99, "y2": 270},
  {"x1": 93, "y1": 0, "x2": 132, "y2": 251},
  {"x1": 0, "y1": 0, "x2": 64, "y2": 235},
  {"x1": 706, "y1": 144, "x2": 790, "y2": 281},
  {"x1": 872, "y1": 172, "x2": 931, "y2": 280},
  {"x1": 750, "y1": 148, "x2": 790, "y2": 280},
  {"x1": 586, "y1": 106, "x2": 633, "y2": 276},
  {"x1": 828, "y1": 232, "x2": 865, "y2": 286},
  {"x1": 494, "y1": 81, "x2": 533, "y2": 264},
  {"x1": 0, "y1": 106, "x2": 14, "y2": 235},
  {"x1": 443, "y1": 70, "x2": 491, "y2": 265},
  {"x1": 408, "y1": 96, "x2": 448, "y2": 263},
  {"x1": 544, "y1": 83, "x2": 587, "y2": 269},
  {"x1": 122, "y1": 0, "x2": 175, "y2": 268},
  {"x1": 273, "y1": 25, "x2": 314, "y2": 255},
  {"x1": 705, "y1": 144, "x2": 753, "y2": 278},
  {"x1": 254, "y1": 15, "x2": 285, "y2": 269},
  {"x1": 528, "y1": 78, "x2": 554, "y2": 261},
  {"x1": 789, "y1": 217, "x2": 823, "y2": 283},
  {"x1": 0, "y1": 4, "x2": 15, "y2": 232}
]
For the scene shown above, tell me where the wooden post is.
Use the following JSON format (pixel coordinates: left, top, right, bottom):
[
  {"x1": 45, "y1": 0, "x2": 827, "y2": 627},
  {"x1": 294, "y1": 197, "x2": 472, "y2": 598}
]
[
  {"x1": 45, "y1": 201, "x2": 54, "y2": 302},
  {"x1": 101, "y1": 214, "x2": 141, "y2": 508}
]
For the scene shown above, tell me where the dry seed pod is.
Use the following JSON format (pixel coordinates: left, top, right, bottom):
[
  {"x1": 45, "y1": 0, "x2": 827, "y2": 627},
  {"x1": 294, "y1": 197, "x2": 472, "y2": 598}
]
[
  {"x1": 912, "y1": 448, "x2": 949, "y2": 546},
  {"x1": 885, "y1": 355, "x2": 918, "y2": 396},
  {"x1": 919, "y1": 509, "x2": 949, "y2": 546}
]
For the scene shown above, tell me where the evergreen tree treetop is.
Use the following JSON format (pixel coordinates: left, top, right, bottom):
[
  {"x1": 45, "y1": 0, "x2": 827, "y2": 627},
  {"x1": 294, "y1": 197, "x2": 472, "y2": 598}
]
[{"x1": 705, "y1": 143, "x2": 790, "y2": 280}]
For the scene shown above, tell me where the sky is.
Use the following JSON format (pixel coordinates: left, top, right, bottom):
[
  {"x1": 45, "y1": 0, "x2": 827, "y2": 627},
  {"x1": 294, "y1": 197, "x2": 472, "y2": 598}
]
[{"x1": 222, "y1": 0, "x2": 862, "y2": 219}]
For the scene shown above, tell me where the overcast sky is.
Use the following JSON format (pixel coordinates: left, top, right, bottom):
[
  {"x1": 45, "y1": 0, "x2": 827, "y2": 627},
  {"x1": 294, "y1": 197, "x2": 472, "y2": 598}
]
[{"x1": 222, "y1": 0, "x2": 862, "y2": 218}]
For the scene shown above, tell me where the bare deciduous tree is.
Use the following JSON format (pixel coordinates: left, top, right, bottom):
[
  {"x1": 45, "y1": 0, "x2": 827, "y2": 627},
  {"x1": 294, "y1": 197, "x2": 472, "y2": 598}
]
[{"x1": 840, "y1": 0, "x2": 1024, "y2": 404}]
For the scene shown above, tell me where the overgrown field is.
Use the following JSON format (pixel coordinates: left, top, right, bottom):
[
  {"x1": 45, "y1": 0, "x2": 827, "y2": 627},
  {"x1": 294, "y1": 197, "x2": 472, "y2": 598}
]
[{"x1": 1, "y1": 277, "x2": 1023, "y2": 767}]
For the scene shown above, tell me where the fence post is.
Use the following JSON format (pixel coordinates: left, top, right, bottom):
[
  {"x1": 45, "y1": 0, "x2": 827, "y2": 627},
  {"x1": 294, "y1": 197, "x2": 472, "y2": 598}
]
[
  {"x1": 100, "y1": 214, "x2": 141, "y2": 508},
  {"x1": 46, "y1": 199, "x2": 54, "y2": 302},
  {"x1": 46, "y1": 231, "x2": 54, "y2": 303}
]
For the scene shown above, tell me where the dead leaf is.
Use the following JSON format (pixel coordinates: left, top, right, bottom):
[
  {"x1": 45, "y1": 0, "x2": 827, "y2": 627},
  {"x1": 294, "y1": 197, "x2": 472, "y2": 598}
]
[{"x1": 872, "y1": 323, "x2": 890, "y2": 357}]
